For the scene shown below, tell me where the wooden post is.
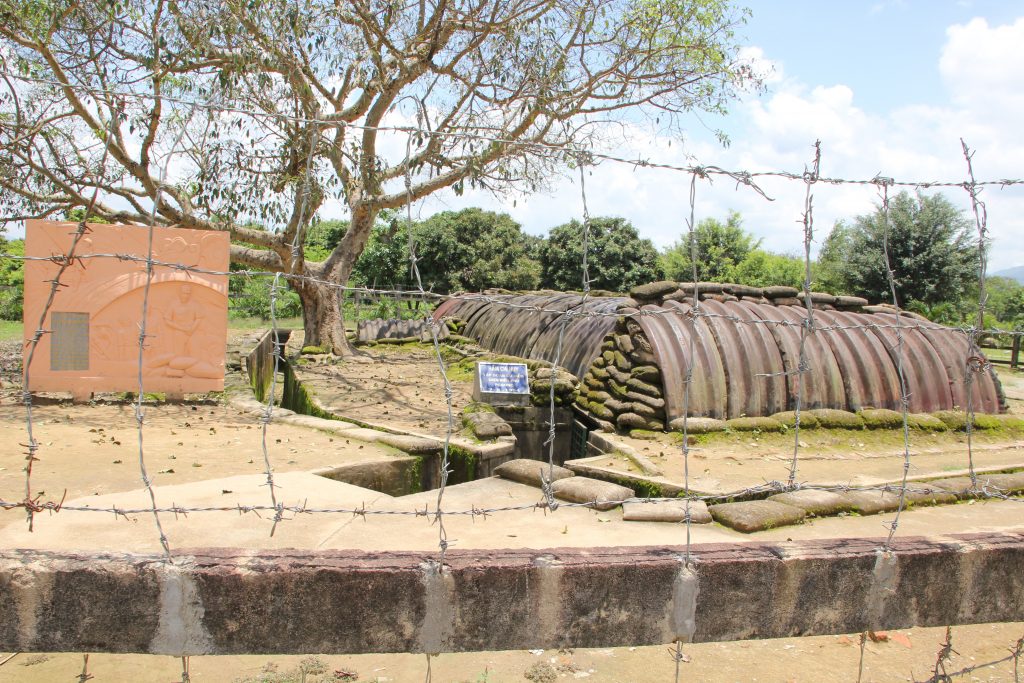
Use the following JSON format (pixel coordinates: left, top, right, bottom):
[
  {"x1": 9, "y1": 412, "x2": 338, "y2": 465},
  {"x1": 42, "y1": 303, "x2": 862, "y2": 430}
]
[{"x1": 1012, "y1": 334, "x2": 1020, "y2": 370}]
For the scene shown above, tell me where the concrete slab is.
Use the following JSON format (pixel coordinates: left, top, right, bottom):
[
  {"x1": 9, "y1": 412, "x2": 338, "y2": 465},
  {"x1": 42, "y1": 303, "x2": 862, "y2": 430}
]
[{"x1": 1, "y1": 472, "x2": 389, "y2": 553}]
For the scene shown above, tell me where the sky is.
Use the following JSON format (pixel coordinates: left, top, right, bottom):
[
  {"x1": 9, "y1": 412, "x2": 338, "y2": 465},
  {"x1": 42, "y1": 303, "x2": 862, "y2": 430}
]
[{"x1": 414, "y1": 0, "x2": 1024, "y2": 273}]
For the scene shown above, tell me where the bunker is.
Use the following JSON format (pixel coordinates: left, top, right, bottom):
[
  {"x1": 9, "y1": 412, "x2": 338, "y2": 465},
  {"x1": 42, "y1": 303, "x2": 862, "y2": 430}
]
[{"x1": 434, "y1": 283, "x2": 1006, "y2": 430}]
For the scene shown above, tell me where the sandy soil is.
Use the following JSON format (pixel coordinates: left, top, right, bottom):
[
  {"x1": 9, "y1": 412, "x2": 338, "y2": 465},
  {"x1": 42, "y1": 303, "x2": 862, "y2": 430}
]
[
  {"x1": 0, "y1": 398, "x2": 401, "y2": 504},
  {"x1": 1, "y1": 622, "x2": 1021, "y2": 682}
]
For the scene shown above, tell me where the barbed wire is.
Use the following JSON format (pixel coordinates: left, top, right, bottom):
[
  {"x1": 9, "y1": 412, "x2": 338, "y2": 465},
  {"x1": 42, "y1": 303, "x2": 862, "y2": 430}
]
[
  {"x1": 1, "y1": 481, "x2": 1019, "y2": 522},
  {"x1": 1, "y1": 136, "x2": 1022, "y2": 681}
]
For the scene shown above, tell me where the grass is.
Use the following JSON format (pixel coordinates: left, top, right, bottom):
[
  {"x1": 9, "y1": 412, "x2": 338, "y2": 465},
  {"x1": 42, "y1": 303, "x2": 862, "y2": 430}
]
[
  {"x1": 227, "y1": 315, "x2": 303, "y2": 331},
  {"x1": 0, "y1": 319, "x2": 21, "y2": 341}
]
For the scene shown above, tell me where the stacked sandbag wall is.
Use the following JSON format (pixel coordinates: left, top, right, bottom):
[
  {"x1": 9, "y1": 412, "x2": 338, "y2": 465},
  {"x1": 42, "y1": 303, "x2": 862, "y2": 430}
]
[{"x1": 576, "y1": 315, "x2": 667, "y2": 433}]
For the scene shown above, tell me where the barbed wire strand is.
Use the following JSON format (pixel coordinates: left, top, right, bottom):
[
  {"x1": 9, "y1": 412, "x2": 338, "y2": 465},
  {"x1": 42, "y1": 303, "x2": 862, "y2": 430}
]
[
  {"x1": 4, "y1": 250, "x2": 1024, "y2": 338},
  {"x1": 4, "y1": 68, "x2": 1024, "y2": 196},
  {"x1": 16, "y1": 101, "x2": 118, "y2": 532},
  {"x1": 961, "y1": 139, "x2": 988, "y2": 489},
  {"x1": 788, "y1": 141, "x2": 821, "y2": 488},
  {"x1": 541, "y1": 160, "x2": 594, "y2": 513},
  {"x1": 261, "y1": 272, "x2": 284, "y2": 536},
  {"x1": 404, "y1": 133, "x2": 456, "y2": 566},
  {"x1": 133, "y1": 120, "x2": 192, "y2": 563},
  {"x1": 880, "y1": 180, "x2": 915, "y2": 551}
]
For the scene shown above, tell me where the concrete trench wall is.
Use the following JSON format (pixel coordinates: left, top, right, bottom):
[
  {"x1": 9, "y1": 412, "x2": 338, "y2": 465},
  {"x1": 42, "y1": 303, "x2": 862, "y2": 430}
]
[{"x1": 2, "y1": 533, "x2": 1022, "y2": 655}]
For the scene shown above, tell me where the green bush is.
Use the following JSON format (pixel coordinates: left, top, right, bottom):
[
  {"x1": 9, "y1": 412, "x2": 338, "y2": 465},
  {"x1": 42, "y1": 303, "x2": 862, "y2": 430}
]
[
  {"x1": 229, "y1": 277, "x2": 302, "y2": 320},
  {"x1": 0, "y1": 287, "x2": 22, "y2": 321}
]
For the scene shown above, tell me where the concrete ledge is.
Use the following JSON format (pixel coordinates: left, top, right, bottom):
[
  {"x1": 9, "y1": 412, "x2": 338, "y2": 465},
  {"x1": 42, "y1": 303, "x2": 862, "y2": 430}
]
[{"x1": 2, "y1": 533, "x2": 1023, "y2": 655}]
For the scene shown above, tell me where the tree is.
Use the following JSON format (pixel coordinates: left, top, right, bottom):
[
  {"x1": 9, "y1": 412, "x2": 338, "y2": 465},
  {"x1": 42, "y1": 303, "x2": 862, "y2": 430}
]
[
  {"x1": 411, "y1": 208, "x2": 540, "y2": 293},
  {"x1": 818, "y1": 191, "x2": 979, "y2": 309},
  {"x1": 0, "y1": 0, "x2": 756, "y2": 352},
  {"x1": 0, "y1": 236, "x2": 23, "y2": 320},
  {"x1": 541, "y1": 216, "x2": 662, "y2": 292},
  {"x1": 661, "y1": 210, "x2": 760, "y2": 281},
  {"x1": 729, "y1": 250, "x2": 804, "y2": 289},
  {"x1": 986, "y1": 276, "x2": 1024, "y2": 326}
]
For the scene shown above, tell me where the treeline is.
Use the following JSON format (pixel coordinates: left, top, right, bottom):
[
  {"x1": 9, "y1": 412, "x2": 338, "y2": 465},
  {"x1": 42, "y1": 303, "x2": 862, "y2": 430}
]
[{"x1": 3, "y1": 191, "x2": 1023, "y2": 333}]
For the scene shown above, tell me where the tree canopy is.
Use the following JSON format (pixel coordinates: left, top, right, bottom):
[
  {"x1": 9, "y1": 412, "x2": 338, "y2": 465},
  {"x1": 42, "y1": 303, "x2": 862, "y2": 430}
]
[
  {"x1": 661, "y1": 210, "x2": 761, "y2": 282},
  {"x1": 409, "y1": 208, "x2": 541, "y2": 294},
  {"x1": 817, "y1": 191, "x2": 979, "y2": 310},
  {"x1": 0, "y1": 0, "x2": 757, "y2": 352},
  {"x1": 541, "y1": 216, "x2": 662, "y2": 292}
]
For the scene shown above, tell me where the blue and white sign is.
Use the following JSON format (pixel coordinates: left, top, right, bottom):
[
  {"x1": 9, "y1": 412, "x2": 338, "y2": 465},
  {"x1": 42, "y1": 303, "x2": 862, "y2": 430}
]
[{"x1": 476, "y1": 362, "x2": 530, "y2": 395}]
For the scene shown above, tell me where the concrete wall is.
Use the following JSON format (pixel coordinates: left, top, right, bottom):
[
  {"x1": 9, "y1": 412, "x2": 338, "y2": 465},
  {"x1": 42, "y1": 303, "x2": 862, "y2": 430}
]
[
  {"x1": 2, "y1": 533, "x2": 1022, "y2": 655},
  {"x1": 492, "y1": 406, "x2": 573, "y2": 465},
  {"x1": 244, "y1": 329, "x2": 288, "y2": 402}
]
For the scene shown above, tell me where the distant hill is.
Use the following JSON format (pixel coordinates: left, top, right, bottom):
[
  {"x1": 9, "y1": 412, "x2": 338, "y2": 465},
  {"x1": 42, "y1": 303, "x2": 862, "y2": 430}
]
[{"x1": 992, "y1": 266, "x2": 1024, "y2": 284}]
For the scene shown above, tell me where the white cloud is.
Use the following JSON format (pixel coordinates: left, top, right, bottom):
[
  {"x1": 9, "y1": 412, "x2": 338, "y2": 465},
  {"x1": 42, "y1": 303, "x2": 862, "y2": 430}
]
[{"x1": 334, "y1": 14, "x2": 1024, "y2": 272}]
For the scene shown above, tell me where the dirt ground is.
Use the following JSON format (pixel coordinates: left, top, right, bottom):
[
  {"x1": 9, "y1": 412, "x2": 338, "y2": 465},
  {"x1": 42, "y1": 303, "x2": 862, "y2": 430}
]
[
  {"x1": 292, "y1": 344, "x2": 476, "y2": 435},
  {"x1": 1, "y1": 339, "x2": 1023, "y2": 682},
  {"x1": 0, "y1": 399, "x2": 401, "y2": 502},
  {"x1": 1, "y1": 622, "x2": 1022, "y2": 682}
]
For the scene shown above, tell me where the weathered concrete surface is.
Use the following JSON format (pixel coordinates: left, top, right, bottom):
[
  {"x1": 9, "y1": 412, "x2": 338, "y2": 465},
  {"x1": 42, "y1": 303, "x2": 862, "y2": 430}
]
[{"x1": 1, "y1": 533, "x2": 1022, "y2": 654}]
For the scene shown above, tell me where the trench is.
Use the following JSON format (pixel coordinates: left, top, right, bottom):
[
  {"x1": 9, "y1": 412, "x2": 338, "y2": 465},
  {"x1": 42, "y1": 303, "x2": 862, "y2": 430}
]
[{"x1": 245, "y1": 328, "x2": 580, "y2": 497}]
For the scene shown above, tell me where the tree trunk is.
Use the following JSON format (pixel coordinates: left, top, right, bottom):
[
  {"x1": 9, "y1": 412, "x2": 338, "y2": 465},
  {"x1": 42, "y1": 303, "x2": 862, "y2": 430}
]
[
  {"x1": 296, "y1": 279, "x2": 349, "y2": 355},
  {"x1": 296, "y1": 205, "x2": 378, "y2": 355}
]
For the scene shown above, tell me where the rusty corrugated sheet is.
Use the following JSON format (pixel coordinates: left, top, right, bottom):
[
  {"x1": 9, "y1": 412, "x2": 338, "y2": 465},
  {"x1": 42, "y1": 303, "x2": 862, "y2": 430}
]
[
  {"x1": 873, "y1": 314, "x2": 1002, "y2": 413},
  {"x1": 699, "y1": 299, "x2": 787, "y2": 418},
  {"x1": 640, "y1": 301, "x2": 728, "y2": 419},
  {"x1": 866, "y1": 313, "x2": 954, "y2": 413},
  {"x1": 813, "y1": 310, "x2": 903, "y2": 412},
  {"x1": 753, "y1": 303, "x2": 847, "y2": 411}
]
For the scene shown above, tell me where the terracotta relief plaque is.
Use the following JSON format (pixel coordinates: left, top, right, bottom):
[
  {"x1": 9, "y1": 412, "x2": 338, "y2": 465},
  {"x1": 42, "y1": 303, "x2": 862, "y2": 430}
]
[{"x1": 23, "y1": 221, "x2": 230, "y2": 395}]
